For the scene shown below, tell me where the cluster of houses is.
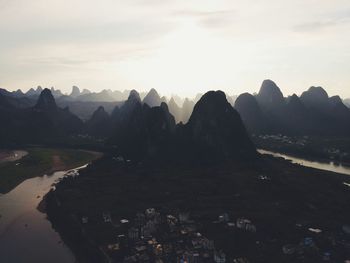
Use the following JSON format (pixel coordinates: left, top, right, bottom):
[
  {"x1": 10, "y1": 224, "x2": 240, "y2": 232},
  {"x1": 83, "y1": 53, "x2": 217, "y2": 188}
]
[
  {"x1": 256, "y1": 134, "x2": 307, "y2": 146},
  {"x1": 77, "y1": 207, "x2": 350, "y2": 262},
  {"x1": 79, "y1": 208, "x2": 258, "y2": 263},
  {"x1": 281, "y1": 223, "x2": 350, "y2": 262}
]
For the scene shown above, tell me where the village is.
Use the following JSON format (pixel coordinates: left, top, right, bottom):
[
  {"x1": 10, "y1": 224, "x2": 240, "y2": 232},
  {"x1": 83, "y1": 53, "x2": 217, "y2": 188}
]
[
  {"x1": 72, "y1": 206, "x2": 350, "y2": 263},
  {"x1": 46, "y1": 153, "x2": 350, "y2": 263}
]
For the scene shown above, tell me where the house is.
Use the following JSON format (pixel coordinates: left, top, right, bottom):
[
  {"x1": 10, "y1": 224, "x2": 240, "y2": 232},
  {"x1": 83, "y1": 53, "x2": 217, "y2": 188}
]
[
  {"x1": 233, "y1": 258, "x2": 250, "y2": 263},
  {"x1": 218, "y1": 213, "x2": 229, "y2": 223},
  {"x1": 322, "y1": 252, "x2": 331, "y2": 261},
  {"x1": 236, "y1": 218, "x2": 256, "y2": 233},
  {"x1": 128, "y1": 227, "x2": 139, "y2": 241},
  {"x1": 103, "y1": 212, "x2": 112, "y2": 223},
  {"x1": 81, "y1": 216, "x2": 88, "y2": 224},
  {"x1": 179, "y1": 212, "x2": 190, "y2": 223},
  {"x1": 282, "y1": 244, "x2": 296, "y2": 255},
  {"x1": 107, "y1": 243, "x2": 120, "y2": 251},
  {"x1": 167, "y1": 215, "x2": 178, "y2": 226},
  {"x1": 135, "y1": 213, "x2": 146, "y2": 226},
  {"x1": 120, "y1": 219, "x2": 129, "y2": 224},
  {"x1": 145, "y1": 208, "x2": 156, "y2": 218},
  {"x1": 214, "y1": 250, "x2": 226, "y2": 263},
  {"x1": 303, "y1": 237, "x2": 314, "y2": 247}
]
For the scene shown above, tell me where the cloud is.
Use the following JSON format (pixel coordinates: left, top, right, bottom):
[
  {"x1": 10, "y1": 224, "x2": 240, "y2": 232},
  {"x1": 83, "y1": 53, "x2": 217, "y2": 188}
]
[
  {"x1": 173, "y1": 9, "x2": 236, "y2": 28},
  {"x1": 293, "y1": 9, "x2": 350, "y2": 32}
]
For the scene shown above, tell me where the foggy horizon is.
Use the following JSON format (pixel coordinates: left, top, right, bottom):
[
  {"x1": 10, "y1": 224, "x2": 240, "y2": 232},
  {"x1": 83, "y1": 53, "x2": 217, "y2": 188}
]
[
  {"x1": 1, "y1": 0, "x2": 350, "y2": 98},
  {"x1": 2, "y1": 80, "x2": 350, "y2": 100}
]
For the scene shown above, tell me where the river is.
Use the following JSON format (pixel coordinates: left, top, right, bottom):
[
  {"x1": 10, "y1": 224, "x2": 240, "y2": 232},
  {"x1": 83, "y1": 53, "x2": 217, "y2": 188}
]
[
  {"x1": 258, "y1": 149, "x2": 350, "y2": 176},
  {"x1": 0, "y1": 167, "x2": 83, "y2": 263}
]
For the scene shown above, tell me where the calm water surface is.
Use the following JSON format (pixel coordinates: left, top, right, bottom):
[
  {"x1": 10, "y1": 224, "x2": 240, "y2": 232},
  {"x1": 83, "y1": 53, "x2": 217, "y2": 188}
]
[{"x1": 0, "y1": 168, "x2": 83, "y2": 263}]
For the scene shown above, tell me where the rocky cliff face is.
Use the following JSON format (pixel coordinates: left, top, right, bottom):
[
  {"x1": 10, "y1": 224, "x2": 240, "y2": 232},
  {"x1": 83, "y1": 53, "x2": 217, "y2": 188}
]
[{"x1": 183, "y1": 90, "x2": 256, "y2": 162}]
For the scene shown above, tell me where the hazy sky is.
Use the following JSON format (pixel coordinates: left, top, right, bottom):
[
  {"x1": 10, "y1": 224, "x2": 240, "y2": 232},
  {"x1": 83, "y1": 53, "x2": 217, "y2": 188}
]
[{"x1": 1, "y1": 0, "x2": 350, "y2": 98}]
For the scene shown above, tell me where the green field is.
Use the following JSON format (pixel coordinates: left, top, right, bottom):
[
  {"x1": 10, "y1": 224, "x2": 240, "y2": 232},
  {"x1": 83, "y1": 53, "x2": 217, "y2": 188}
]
[{"x1": 0, "y1": 148, "x2": 100, "y2": 194}]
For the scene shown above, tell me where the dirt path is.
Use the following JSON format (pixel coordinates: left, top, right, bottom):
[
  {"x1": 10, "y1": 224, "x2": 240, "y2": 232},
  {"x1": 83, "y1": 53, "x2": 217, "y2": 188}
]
[{"x1": 51, "y1": 155, "x2": 66, "y2": 171}]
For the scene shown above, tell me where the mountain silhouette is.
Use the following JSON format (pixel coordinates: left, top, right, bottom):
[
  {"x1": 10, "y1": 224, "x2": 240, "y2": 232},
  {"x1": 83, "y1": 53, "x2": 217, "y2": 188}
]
[
  {"x1": 235, "y1": 93, "x2": 266, "y2": 134},
  {"x1": 143, "y1": 88, "x2": 162, "y2": 107},
  {"x1": 110, "y1": 96, "x2": 176, "y2": 162},
  {"x1": 256, "y1": 79, "x2": 285, "y2": 109},
  {"x1": 300, "y1": 86, "x2": 329, "y2": 112},
  {"x1": 181, "y1": 98, "x2": 195, "y2": 124},
  {"x1": 168, "y1": 97, "x2": 182, "y2": 123},
  {"x1": 182, "y1": 90, "x2": 256, "y2": 162},
  {"x1": 35, "y1": 88, "x2": 58, "y2": 112},
  {"x1": 70, "y1": 86, "x2": 81, "y2": 98},
  {"x1": 86, "y1": 106, "x2": 112, "y2": 137},
  {"x1": 234, "y1": 81, "x2": 350, "y2": 136}
]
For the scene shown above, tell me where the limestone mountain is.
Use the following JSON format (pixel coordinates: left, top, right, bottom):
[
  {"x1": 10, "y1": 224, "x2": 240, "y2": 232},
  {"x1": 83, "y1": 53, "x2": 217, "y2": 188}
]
[
  {"x1": 33, "y1": 88, "x2": 84, "y2": 135},
  {"x1": 181, "y1": 98, "x2": 195, "y2": 124},
  {"x1": 256, "y1": 79, "x2": 285, "y2": 109},
  {"x1": 143, "y1": 88, "x2": 162, "y2": 107},
  {"x1": 235, "y1": 93, "x2": 266, "y2": 134},
  {"x1": 300, "y1": 86, "x2": 330, "y2": 112},
  {"x1": 35, "y1": 88, "x2": 58, "y2": 112},
  {"x1": 70, "y1": 86, "x2": 81, "y2": 98},
  {"x1": 168, "y1": 97, "x2": 182, "y2": 123},
  {"x1": 50, "y1": 87, "x2": 63, "y2": 98},
  {"x1": 110, "y1": 98, "x2": 176, "y2": 162},
  {"x1": 235, "y1": 81, "x2": 350, "y2": 136},
  {"x1": 26, "y1": 86, "x2": 43, "y2": 97},
  {"x1": 181, "y1": 90, "x2": 257, "y2": 162},
  {"x1": 86, "y1": 106, "x2": 112, "y2": 137}
]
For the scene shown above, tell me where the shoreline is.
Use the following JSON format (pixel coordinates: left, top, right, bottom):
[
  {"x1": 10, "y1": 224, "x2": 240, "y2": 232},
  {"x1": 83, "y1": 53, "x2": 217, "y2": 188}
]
[
  {"x1": 258, "y1": 147, "x2": 350, "y2": 169},
  {"x1": 46, "y1": 150, "x2": 103, "y2": 175},
  {"x1": 0, "y1": 148, "x2": 103, "y2": 194}
]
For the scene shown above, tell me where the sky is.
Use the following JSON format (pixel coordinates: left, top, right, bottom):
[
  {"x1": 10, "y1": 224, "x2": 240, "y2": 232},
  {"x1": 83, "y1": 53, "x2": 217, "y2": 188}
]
[{"x1": 0, "y1": 0, "x2": 350, "y2": 98}]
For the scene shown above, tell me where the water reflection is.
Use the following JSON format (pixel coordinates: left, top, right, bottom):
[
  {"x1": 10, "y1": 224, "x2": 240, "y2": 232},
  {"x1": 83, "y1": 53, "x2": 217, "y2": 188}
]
[{"x1": 0, "y1": 168, "x2": 82, "y2": 263}]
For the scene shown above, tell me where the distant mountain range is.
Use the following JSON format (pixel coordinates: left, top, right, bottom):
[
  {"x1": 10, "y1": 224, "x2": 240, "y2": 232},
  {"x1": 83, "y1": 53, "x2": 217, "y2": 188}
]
[
  {"x1": 0, "y1": 86, "x2": 205, "y2": 122},
  {"x1": 0, "y1": 87, "x2": 254, "y2": 163},
  {"x1": 235, "y1": 80, "x2": 350, "y2": 136},
  {"x1": 0, "y1": 88, "x2": 83, "y2": 144},
  {"x1": 344, "y1": 98, "x2": 350, "y2": 108},
  {"x1": 1, "y1": 81, "x2": 350, "y2": 161}
]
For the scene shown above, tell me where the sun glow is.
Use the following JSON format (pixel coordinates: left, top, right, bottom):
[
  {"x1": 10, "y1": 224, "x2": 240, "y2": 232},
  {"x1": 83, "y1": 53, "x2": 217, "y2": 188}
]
[{"x1": 119, "y1": 21, "x2": 244, "y2": 97}]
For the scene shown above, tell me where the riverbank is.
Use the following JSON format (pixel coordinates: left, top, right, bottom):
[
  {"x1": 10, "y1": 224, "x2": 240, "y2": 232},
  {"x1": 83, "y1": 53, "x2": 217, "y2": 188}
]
[
  {"x1": 259, "y1": 149, "x2": 350, "y2": 176},
  {"x1": 0, "y1": 168, "x2": 86, "y2": 263},
  {"x1": 46, "y1": 155, "x2": 350, "y2": 263},
  {"x1": 253, "y1": 135, "x2": 350, "y2": 167},
  {"x1": 0, "y1": 148, "x2": 102, "y2": 194}
]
